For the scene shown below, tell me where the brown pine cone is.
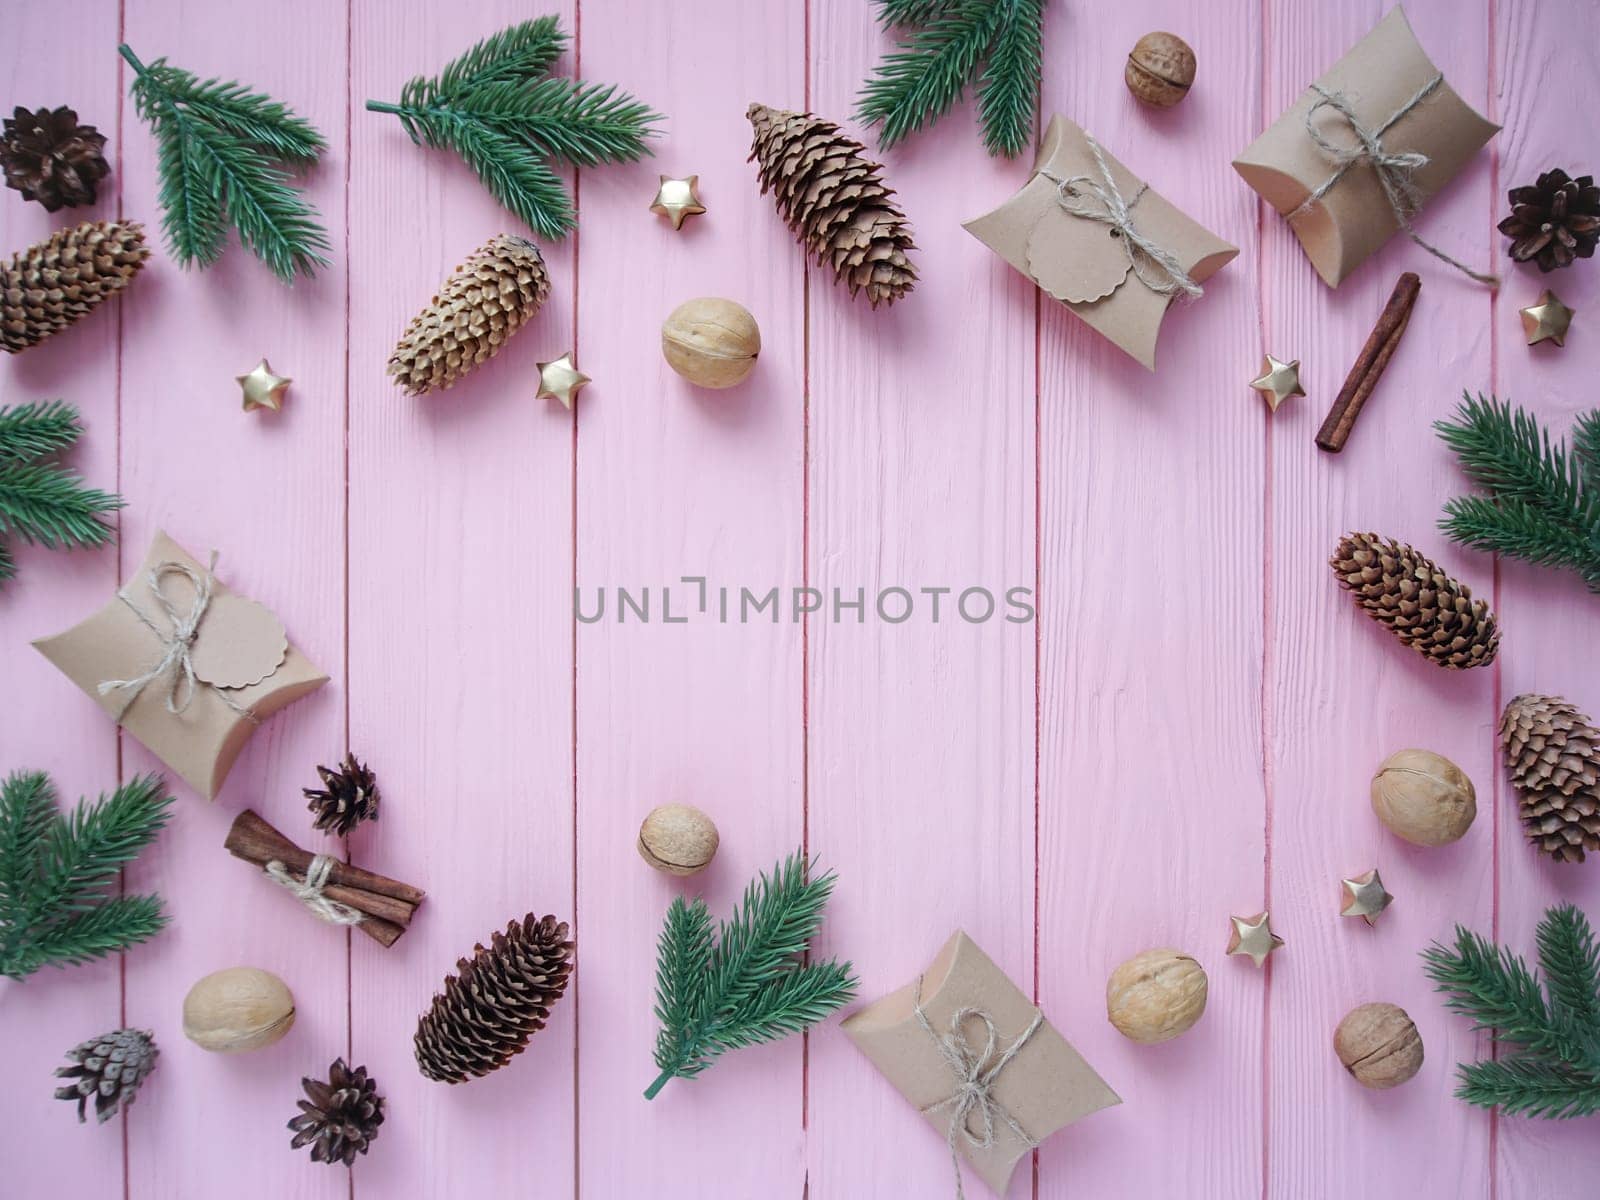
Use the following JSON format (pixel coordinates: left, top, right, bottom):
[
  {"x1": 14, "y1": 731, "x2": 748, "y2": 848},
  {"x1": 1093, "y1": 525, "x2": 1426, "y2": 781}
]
[
  {"x1": 2, "y1": 219, "x2": 149, "y2": 354},
  {"x1": 1498, "y1": 168, "x2": 1600, "y2": 272},
  {"x1": 304, "y1": 753, "x2": 380, "y2": 837},
  {"x1": 747, "y1": 103, "x2": 917, "y2": 308},
  {"x1": 1500, "y1": 693, "x2": 1600, "y2": 863},
  {"x1": 1329, "y1": 532, "x2": 1500, "y2": 670},
  {"x1": 54, "y1": 1028, "x2": 158, "y2": 1124},
  {"x1": 387, "y1": 234, "x2": 551, "y2": 395},
  {"x1": 414, "y1": 913, "x2": 574, "y2": 1083},
  {"x1": 2, "y1": 106, "x2": 110, "y2": 212},
  {"x1": 288, "y1": 1058, "x2": 384, "y2": 1166}
]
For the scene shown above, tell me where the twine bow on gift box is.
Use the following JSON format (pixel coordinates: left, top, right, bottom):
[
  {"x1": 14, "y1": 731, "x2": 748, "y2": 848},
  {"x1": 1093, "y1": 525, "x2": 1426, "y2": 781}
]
[
  {"x1": 1291, "y1": 75, "x2": 1497, "y2": 286},
  {"x1": 1040, "y1": 135, "x2": 1202, "y2": 300},
  {"x1": 914, "y1": 977, "x2": 1045, "y2": 1200}
]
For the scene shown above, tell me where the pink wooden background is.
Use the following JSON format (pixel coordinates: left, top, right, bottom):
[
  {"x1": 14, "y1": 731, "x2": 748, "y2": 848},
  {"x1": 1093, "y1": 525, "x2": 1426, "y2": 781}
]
[{"x1": 3, "y1": 0, "x2": 1597, "y2": 1196}]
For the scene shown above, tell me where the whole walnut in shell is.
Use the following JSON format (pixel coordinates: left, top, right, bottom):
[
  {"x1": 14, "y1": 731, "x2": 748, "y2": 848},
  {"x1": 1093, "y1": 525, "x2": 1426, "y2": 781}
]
[
  {"x1": 637, "y1": 803, "x2": 719, "y2": 876},
  {"x1": 1335, "y1": 1001, "x2": 1423, "y2": 1089},
  {"x1": 1106, "y1": 947, "x2": 1207, "y2": 1043},
  {"x1": 182, "y1": 967, "x2": 295, "y2": 1053},
  {"x1": 1371, "y1": 748, "x2": 1476, "y2": 846},
  {"x1": 661, "y1": 297, "x2": 761, "y2": 389}
]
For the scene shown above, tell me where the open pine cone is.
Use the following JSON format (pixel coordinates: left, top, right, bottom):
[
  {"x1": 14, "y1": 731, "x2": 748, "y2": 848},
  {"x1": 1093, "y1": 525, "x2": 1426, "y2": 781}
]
[
  {"x1": 1330, "y1": 532, "x2": 1499, "y2": 670},
  {"x1": 54, "y1": 1028, "x2": 158, "y2": 1124},
  {"x1": 288, "y1": 1058, "x2": 384, "y2": 1166},
  {"x1": 1500, "y1": 693, "x2": 1600, "y2": 863},
  {"x1": 304, "y1": 753, "x2": 380, "y2": 837},
  {"x1": 2, "y1": 219, "x2": 149, "y2": 354},
  {"x1": 414, "y1": 913, "x2": 574, "y2": 1083},
  {"x1": 1498, "y1": 168, "x2": 1600, "y2": 272},
  {"x1": 2, "y1": 106, "x2": 110, "y2": 212}
]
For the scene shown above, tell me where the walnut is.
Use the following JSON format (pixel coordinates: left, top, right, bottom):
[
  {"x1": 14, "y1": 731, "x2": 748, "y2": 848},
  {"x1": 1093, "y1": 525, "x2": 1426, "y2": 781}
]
[
  {"x1": 637, "y1": 803, "x2": 720, "y2": 876},
  {"x1": 1106, "y1": 947, "x2": 1207, "y2": 1043},
  {"x1": 661, "y1": 297, "x2": 761, "y2": 389},
  {"x1": 1125, "y1": 32, "x2": 1196, "y2": 109},
  {"x1": 1371, "y1": 748, "x2": 1476, "y2": 846},
  {"x1": 182, "y1": 967, "x2": 295, "y2": 1053},
  {"x1": 1335, "y1": 1002, "x2": 1424, "y2": 1089}
]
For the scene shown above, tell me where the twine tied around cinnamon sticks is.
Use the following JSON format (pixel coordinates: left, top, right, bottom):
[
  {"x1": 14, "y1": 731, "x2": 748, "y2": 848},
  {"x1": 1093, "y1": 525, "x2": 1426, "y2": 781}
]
[
  {"x1": 98, "y1": 555, "x2": 258, "y2": 722},
  {"x1": 913, "y1": 976, "x2": 1045, "y2": 1200},
  {"x1": 265, "y1": 855, "x2": 365, "y2": 926},
  {"x1": 1041, "y1": 135, "x2": 1203, "y2": 300},
  {"x1": 1291, "y1": 76, "x2": 1498, "y2": 287}
]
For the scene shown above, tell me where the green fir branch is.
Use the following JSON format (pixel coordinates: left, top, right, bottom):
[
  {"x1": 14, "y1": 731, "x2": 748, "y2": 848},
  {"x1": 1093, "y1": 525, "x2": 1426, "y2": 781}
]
[
  {"x1": 0, "y1": 401, "x2": 122, "y2": 588},
  {"x1": 0, "y1": 401, "x2": 84, "y2": 463},
  {"x1": 856, "y1": 0, "x2": 1045, "y2": 158},
  {"x1": 1576, "y1": 409, "x2": 1600, "y2": 490},
  {"x1": 1456, "y1": 1057, "x2": 1600, "y2": 1120},
  {"x1": 366, "y1": 17, "x2": 660, "y2": 240},
  {"x1": 0, "y1": 772, "x2": 173, "y2": 981},
  {"x1": 122, "y1": 44, "x2": 331, "y2": 281},
  {"x1": 646, "y1": 850, "x2": 856, "y2": 1099}
]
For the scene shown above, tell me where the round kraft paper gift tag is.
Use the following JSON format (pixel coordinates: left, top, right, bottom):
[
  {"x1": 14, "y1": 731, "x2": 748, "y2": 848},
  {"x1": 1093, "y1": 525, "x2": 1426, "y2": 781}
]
[
  {"x1": 1025, "y1": 201, "x2": 1130, "y2": 305},
  {"x1": 190, "y1": 593, "x2": 289, "y2": 689}
]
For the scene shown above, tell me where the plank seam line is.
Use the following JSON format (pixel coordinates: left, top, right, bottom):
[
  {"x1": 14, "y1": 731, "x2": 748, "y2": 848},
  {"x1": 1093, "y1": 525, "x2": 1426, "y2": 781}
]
[
  {"x1": 571, "y1": 7, "x2": 584, "y2": 1199},
  {"x1": 114, "y1": 1, "x2": 130, "y2": 1194},
  {"x1": 1255, "y1": 1, "x2": 1274, "y2": 1197},
  {"x1": 800, "y1": 0, "x2": 814, "y2": 1161},
  {"x1": 1485, "y1": 0, "x2": 1502, "y2": 1192},
  {"x1": 342, "y1": 10, "x2": 356, "y2": 1200}
]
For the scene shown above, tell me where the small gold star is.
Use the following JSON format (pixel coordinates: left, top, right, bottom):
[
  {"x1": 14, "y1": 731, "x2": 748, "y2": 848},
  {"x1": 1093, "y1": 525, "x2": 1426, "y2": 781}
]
[
  {"x1": 1340, "y1": 868, "x2": 1393, "y2": 927},
  {"x1": 649, "y1": 175, "x2": 706, "y2": 230},
  {"x1": 236, "y1": 359, "x2": 290, "y2": 413},
  {"x1": 1520, "y1": 288, "x2": 1574, "y2": 347},
  {"x1": 1249, "y1": 354, "x2": 1305, "y2": 412},
  {"x1": 1226, "y1": 911, "x2": 1285, "y2": 968},
  {"x1": 536, "y1": 352, "x2": 590, "y2": 409}
]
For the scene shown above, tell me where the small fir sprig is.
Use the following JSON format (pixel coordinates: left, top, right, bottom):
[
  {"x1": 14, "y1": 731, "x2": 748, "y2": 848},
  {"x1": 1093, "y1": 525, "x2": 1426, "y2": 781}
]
[
  {"x1": 365, "y1": 17, "x2": 662, "y2": 240},
  {"x1": 1422, "y1": 904, "x2": 1600, "y2": 1119},
  {"x1": 1435, "y1": 393, "x2": 1600, "y2": 591},
  {"x1": 856, "y1": 0, "x2": 1045, "y2": 159},
  {"x1": 645, "y1": 849, "x2": 857, "y2": 1099},
  {"x1": 120, "y1": 43, "x2": 331, "y2": 282},
  {"x1": 0, "y1": 771, "x2": 174, "y2": 981},
  {"x1": 0, "y1": 400, "x2": 122, "y2": 589}
]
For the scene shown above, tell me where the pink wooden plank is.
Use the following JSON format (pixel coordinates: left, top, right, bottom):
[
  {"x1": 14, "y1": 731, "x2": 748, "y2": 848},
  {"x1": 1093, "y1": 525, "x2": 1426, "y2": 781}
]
[
  {"x1": 1034, "y1": 2, "x2": 1267, "y2": 1195},
  {"x1": 113, "y1": 3, "x2": 350, "y2": 1196},
  {"x1": 1492, "y1": 0, "x2": 1600, "y2": 1191},
  {"x1": 571, "y1": 1, "x2": 808, "y2": 1193},
  {"x1": 345, "y1": 2, "x2": 578, "y2": 1195},
  {"x1": 0, "y1": 2, "x2": 125, "y2": 1192},
  {"x1": 803, "y1": 6, "x2": 1036, "y2": 1198},
  {"x1": 1265, "y1": 2, "x2": 1496, "y2": 1195}
]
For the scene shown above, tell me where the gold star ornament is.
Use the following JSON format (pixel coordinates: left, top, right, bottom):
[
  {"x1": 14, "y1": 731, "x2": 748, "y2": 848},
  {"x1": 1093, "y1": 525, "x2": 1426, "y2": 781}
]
[
  {"x1": 1520, "y1": 288, "x2": 1574, "y2": 347},
  {"x1": 536, "y1": 352, "x2": 590, "y2": 409},
  {"x1": 1226, "y1": 911, "x2": 1285, "y2": 968},
  {"x1": 649, "y1": 175, "x2": 706, "y2": 230},
  {"x1": 1340, "y1": 868, "x2": 1393, "y2": 927},
  {"x1": 1250, "y1": 354, "x2": 1305, "y2": 412},
  {"x1": 236, "y1": 358, "x2": 290, "y2": 413}
]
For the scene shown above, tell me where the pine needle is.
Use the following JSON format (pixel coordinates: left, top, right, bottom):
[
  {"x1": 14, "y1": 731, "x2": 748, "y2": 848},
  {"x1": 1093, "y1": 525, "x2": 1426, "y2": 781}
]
[
  {"x1": 366, "y1": 17, "x2": 661, "y2": 240},
  {"x1": 0, "y1": 401, "x2": 122, "y2": 588},
  {"x1": 0, "y1": 401, "x2": 84, "y2": 462},
  {"x1": 122, "y1": 43, "x2": 331, "y2": 282},
  {"x1": 645, "y1": 850, "x2": 857, "y2": 1099}
]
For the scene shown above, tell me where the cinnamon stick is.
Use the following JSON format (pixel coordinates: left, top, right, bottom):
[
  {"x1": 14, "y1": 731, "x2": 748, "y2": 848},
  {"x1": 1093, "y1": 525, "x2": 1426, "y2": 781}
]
[
  {"x1": 225, "y1": 810, "x2": 425, "y2": 906},
  {"x1": 1316, "y1": 272, "x2": 1421, "y2": 453}
]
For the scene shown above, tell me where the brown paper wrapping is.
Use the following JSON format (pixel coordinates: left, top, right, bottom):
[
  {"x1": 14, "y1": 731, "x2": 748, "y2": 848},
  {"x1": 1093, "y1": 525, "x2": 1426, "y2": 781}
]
[
  {"x1": 964, "y1": 115, "x2": 1237, "y2": 370},
  {"x1": 1233, "y1": 7, "x2": 1498, "y2": 287},
  {"x1": 34, "y1": 530, "x2": 328, "y2": 800},
  {"x1": 842, "y1": 930, "x2": 1120, "y2": 1196}
]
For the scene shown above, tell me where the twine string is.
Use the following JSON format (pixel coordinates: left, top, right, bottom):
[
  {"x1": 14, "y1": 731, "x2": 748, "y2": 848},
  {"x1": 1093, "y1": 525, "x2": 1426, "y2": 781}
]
[
  {"x1": 913, "y1": 976, "x2": 1044, "y2": 1200},
  {"x1": 1041, "y1": 134, "x2": 1202, "y2": 299},
  {"x1": 265, "y1": 855, "x2": 365, "y2": 925},
  {"x1": 1289, "y1": 75, "x2": 1497, "y2": 286}
]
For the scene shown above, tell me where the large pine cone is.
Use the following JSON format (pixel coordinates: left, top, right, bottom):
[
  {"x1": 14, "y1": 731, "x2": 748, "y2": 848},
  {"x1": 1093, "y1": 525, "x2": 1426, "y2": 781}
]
[
  {"x1": 747, "y1": 103, "x2": 916, "y2": 308},
  {"x1": 1498, "y1": 169, "x2": 1600, "y2": 273},
  {"x1": 2, "y1": 219, "x2": 149, "y2": 354},
  {"x1": 2, "y1": 106, "x2": 110, "y2": 212},
  {"x1": 1500, "y1": 693, "x2": 1600, "y2": 863},
  {"x1": 1330, "y1": 532, "x2": 1500, "y2": 669},
  {"x1": 387, "y1": 234, "x2": 551, "y2": 395},
  {"x1": 54, "y1": 1028, "x2": 158, "y2": 1124},
  {"x1": 288, "y1": 1058, "x2": 384, "y2": 1166},
  {"x1": 414, "y1": 913, "x2": 574, "y2": 1083},
  {"x1": 304, "y1": 753, "x2": 380, "y2": 837}
]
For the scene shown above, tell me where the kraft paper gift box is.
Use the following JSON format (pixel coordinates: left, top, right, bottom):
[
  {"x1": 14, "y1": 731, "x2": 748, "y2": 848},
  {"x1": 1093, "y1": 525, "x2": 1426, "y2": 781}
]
[
  {"x1": 34, "y1": 530, "x2": 328, "y2": 800},
  {"x1": 1233, "y1": 7, "x2": 1499, "y2": 288},
  {"x1": 964, "y1": 114, "x2": 1237, "y2": 371},
  {"x1": 842, "y1": 930, "x2": 1119, "y2": 1197}
]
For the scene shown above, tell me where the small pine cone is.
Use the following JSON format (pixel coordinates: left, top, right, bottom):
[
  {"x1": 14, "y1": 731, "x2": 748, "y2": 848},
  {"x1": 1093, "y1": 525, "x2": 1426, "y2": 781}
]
[
  {"x1": 2, "y1": 106, "x2": 111, "y2": 212},
  {"x1": 54, "y1": 1028, "x2": 158, "y2": 1124},
  {"x1": 288, "y1": 1058, "x2": 385, "y2": 1166},
  {"x1": 747, "y1": 103, "x2": 917, "y2": 308},
  {"x1": 387, "y1": 234, "x2": 551, "y2": 395},
  {"x1": 414, "y1": 913, "x2": 574, "y2": 1083},
  {"x1": 1330, "y1": 532, "x2": 1500, "y2": 670},
  {"x1": 1500, "y1": 694, "x2": 1600, "y2": 863},
  {"x1": 1497, "y1": 168, "x2": 1600, "y2": 273},
  {"x1": 304, "y1": 753, "x2": 380, "y2": 837},
  {"x1": 2, "y1": 219, "x2": 149, "y2": 354}
]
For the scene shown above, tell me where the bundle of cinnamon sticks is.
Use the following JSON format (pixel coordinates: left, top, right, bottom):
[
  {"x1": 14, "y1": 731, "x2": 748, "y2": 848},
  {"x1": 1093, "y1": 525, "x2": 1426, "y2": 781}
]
[{"x1": 225, "y1": 810, "x2": 424, "y2": 947}]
